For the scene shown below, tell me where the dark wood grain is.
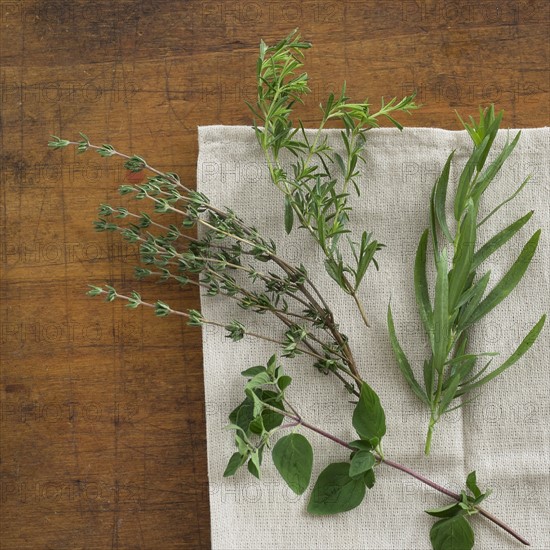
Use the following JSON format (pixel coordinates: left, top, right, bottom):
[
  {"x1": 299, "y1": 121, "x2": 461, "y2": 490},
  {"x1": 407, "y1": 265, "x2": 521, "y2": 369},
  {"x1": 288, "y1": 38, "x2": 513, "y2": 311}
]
[{"x1": 1, "y1": 1, "x2": 548, "y2": 548}]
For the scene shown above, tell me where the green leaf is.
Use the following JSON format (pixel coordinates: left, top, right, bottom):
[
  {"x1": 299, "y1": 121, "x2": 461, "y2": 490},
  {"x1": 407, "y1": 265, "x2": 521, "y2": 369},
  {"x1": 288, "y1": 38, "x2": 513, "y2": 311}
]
[
  {"x1": 454, "y1": 133, "x2": 490, "y2": 220},
  {"x1": 464, "y1": 230, "x2": 541, "y2": 327},
  {"x1": 307, "y1": 463, "x2": 366, "y2": 515},
  {"x1": 387, "y1": 305, "x2": 429, "y2": 405},
  {"x1": 272, "y1": 433, "x2": 313, "y2": 495},
  {"x1": 471, "y1": 132, "x2": 521, "y2": 203},
  {"x1": 472, "y1": 210, "x2": 533, "y2": 270},
  {"x1": 430, "y1": 515, "x2": 474, "y2": 550},
  {"x1": 433, "y1": 248, "x2": 450, "y2": 374},
  {"x1": 457, "y1": 314, "x2": 546, "y2": 396},
  {"x1": 352, "y1": 382, "x2": 386, "y2": 444},
  {"x1": 229, "y1": 390, "x2": 284, "y2": 434},
  {"x1": 284, "y1": 194, "x2": 294, "y2": 234},
  {"x1": 465, "y1": 471, "x2": 481, "y2": 499},
  {"x1": 223, "y1": 452, "x2": 246, "y2": 477},
  {"x1": 414, "y1": 229, "x2": 434, "y2": 341},
  {"x1": 241, "y1": 366, "x2": 267, "y2": 378},
  {"x1": 349, "y1": 451, "x2": 376, "y2": 478},
  {"x1": 425, "y1": 502, "x2": 462, "y2": 518},
  {"x1": 449, "y1": 200, "x2": 477, "y2": 311},
  {"x1": 245, "y1": 371, "x2": 273, "y2": 390},
  {"x1": 364, "y1": 468, "x2": 376, "y2": 489},
  {"x1": 433, "y1": 152, "x2": 454, "y2": 242},
  {"x1": 277, "y1": 375, "x2": 292, "y2": 391},
  {"x1": 456, "y1": 272, "x2": 491, "y2": 330},
  {"x1": 348, "y1": 440, "x2": 374, "y2": 452},
  {"x1": 477, "y1": 176, "x2": 531, "y2": 227}
]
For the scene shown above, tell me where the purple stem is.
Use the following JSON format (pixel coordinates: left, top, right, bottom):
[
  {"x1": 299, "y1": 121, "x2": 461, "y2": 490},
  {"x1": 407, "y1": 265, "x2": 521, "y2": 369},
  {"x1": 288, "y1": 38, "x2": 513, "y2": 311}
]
[{"x1": 283, "y1": 411, "x2": 530, "y2": 546}]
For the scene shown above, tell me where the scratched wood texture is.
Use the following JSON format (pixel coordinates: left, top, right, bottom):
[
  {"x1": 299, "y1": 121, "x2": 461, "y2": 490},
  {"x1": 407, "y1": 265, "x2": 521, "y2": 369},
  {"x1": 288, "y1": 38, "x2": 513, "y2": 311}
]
[{"x1": 0, "y1": 1, "x2": 548, "y2": 548}]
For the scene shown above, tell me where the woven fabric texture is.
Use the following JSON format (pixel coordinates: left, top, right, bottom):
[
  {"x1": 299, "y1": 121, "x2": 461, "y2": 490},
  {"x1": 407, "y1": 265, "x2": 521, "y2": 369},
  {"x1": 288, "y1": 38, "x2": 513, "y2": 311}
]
[{"x1": 197, "y1": 125, "x2": 549, "y2": 550}]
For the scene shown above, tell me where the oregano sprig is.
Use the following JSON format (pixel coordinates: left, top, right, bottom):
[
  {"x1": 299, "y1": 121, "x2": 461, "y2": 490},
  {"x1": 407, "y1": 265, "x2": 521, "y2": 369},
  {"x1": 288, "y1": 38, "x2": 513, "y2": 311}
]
[{"x1": 225, "y1": 354, "x2": 530, "y2": 547}]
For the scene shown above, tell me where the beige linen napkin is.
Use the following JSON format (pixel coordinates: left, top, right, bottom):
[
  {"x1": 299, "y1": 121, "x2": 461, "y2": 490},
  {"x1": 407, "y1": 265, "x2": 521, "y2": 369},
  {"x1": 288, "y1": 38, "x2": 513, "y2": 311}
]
[{"x1": 197, "y1": 125, "x2": 549, "y2": 550}]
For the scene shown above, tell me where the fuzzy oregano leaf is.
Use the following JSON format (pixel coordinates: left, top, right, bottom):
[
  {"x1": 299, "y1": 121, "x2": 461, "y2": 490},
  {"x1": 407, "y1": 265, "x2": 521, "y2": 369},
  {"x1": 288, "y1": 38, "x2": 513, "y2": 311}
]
[
  {"x1": 352, "y1": 382, "x2": 386, "y2": 445},
  {"x1": 430, "y1": 515, "x2": 474, "y2": 550},
  {"x1": 272, "y1": 433, "x2": 313, "y2": 495},
  {"x1": 307, "y1": 462, "x2": 366, "y2": 515}
]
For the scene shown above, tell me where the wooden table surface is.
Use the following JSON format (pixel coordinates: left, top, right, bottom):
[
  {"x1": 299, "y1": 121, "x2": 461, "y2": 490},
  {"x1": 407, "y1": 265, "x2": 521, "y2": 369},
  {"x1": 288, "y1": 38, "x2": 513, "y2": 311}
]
[{"x1": 1, "y1": 1, "x2": 548, "y2": 548}]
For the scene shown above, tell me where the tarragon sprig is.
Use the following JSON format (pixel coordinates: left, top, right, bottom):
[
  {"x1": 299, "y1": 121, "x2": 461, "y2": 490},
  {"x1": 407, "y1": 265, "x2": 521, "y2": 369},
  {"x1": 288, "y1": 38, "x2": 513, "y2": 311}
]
[{"x1": 387, "y1": 105, "x2": 546, "y2": 454}]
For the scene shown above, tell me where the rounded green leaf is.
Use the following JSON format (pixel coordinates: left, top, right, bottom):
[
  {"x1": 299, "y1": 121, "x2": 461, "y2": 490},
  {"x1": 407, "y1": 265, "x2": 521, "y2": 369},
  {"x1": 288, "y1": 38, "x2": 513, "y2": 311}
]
[
  {"x1": 272, "y1": 433, "x2": 313, "y2": 495},
  {"x1": 349, "y1": 451, "x2": 376, "y2": 479},
  {"x1": 430, "y1": 515, "x2": 474, "y2": 550},
  {"x1": 352, "y1": 382, "x2": 386, "y2": 444},
  {"x1": 307, "y1": 462, "x2": 366, "y2": 515}
]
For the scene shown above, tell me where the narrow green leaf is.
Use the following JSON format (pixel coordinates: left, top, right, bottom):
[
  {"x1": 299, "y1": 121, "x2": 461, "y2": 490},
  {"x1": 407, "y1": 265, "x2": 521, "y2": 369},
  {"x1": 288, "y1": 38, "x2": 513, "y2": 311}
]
[
  {"x1": 430, "y1": 515, "x2": 474, "y2": 550},
  {"x1": 471, "y1": 132, "x2": 521, "y2": 203},
  {"x1": 472, "y1": 211, "x2": 533, "y2": 270},
  {"x1": 433, "y1": 249, "x2": 450, "y2": 374},
  {"x1": 349, "y1": 451, "x2": 376, "y2": 478},
  {"x1": 434, "y1": 152, "x2": 454, "y2": 242},
  {"x1": 272, "y1": 433, "x2": 313, "y2": 495},
  {"x1": 387, "y1": 305, "x2": 429, "y2": 405},
  {"x1": 454, "y1": 133, "x2": 490, "y2": 220},
  {"x1": 414, "y1": 229, "x2": 434, "y2": 343},
  {"x1": 449, "y1": 200, "x2": 477, "y2": 311},
  {"x1": 456, "y1": 272, "x2": 491, "y2": 331},
  {"x1": 223, "y1": 452, "x2": 246, "y2": 477},
  {"x1": 477, "y1": 176, "x2": 531, "y2": 227},
  {"x1": 457, "y1": 314, "x2": 546, "y2": 396},
  {"x1": 352, "y1": 382, "x2": 386, "y2": 444},
  {"x1": 464, "y1": 230, "x2": 541, "y2": 328},
  {"x1": 284, "y1": 194, "x2": 294, "y2": 234},
  {"x1": 307, "y1": 462, "x2": 366, "y2": 515}
]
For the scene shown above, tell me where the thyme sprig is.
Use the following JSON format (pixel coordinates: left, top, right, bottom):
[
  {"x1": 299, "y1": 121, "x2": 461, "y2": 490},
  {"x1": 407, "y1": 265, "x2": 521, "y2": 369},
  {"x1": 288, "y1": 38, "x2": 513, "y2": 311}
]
[{"x1": 49, "y1": 135, "x2": 363, "y2": 391}]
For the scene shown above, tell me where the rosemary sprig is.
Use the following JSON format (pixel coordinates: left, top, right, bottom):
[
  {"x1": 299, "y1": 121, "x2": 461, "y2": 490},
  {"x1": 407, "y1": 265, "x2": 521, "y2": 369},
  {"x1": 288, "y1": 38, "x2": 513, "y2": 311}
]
[
  {"x1": 249, "y1": 29, "x2": 418, "y2": 327},
  {"x1": 387, "y1": 105, "x2": 546, "y2": 454}
]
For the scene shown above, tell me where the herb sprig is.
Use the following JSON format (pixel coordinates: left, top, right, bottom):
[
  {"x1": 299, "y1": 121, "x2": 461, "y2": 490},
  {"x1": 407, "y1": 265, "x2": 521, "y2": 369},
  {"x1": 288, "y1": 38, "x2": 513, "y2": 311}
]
[
  {"x1": 250, "y1": 30, "x2": 418, "y2": 327},
  {"x1": 387, "y1": 105, "x2": 546, "y2": 454}
]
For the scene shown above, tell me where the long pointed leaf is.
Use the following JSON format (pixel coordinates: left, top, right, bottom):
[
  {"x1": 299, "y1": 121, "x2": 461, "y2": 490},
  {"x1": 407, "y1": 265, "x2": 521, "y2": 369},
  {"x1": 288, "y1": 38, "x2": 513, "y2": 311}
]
[
  {"x1": 434, "y1": 152, "x2": 454, "y2": 242},
  {"x1": 433, "y1": 249, "x2": 450, "y2": 374},
  {"x1": 387, "y1": 305, "x2": 429, "y2": 405},
  {"x1": 464, "y1": 230, "x2": 541, "y2": 328},
  {"x1": 457, "y1": 314, "x2": 546, "y2": 396},
  {"x1": 449, "y1": 200, "x2": 477, "y2": 310},
  {"x1": 457, "y1": 272, "x2": 491, "y2": 330},
  {"x1": 470, "y1": 132, "x2": 521, "y2": 203},
  {"x1": 454, "y1": 135, "x2": 488, "y2": 219},
  {"x1": 477, "y1": 175, "x2": 531, "y2": 227},
  {"x1": 414, "y1": 229, "x2": 433, "y2": 344},
  {"x1": 472, "y1": 211, "x2": 533, "y2": 270}
]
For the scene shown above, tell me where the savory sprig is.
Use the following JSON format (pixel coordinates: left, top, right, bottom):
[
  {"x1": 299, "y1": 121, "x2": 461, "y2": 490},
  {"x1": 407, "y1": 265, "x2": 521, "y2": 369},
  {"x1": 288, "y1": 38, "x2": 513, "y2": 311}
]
[
  {"x1": 249, "y1": 29, "x2": 418, "y2": 326},
  {"x1": 387, "y1": 105, "x2": 546, "y2": 454}
]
